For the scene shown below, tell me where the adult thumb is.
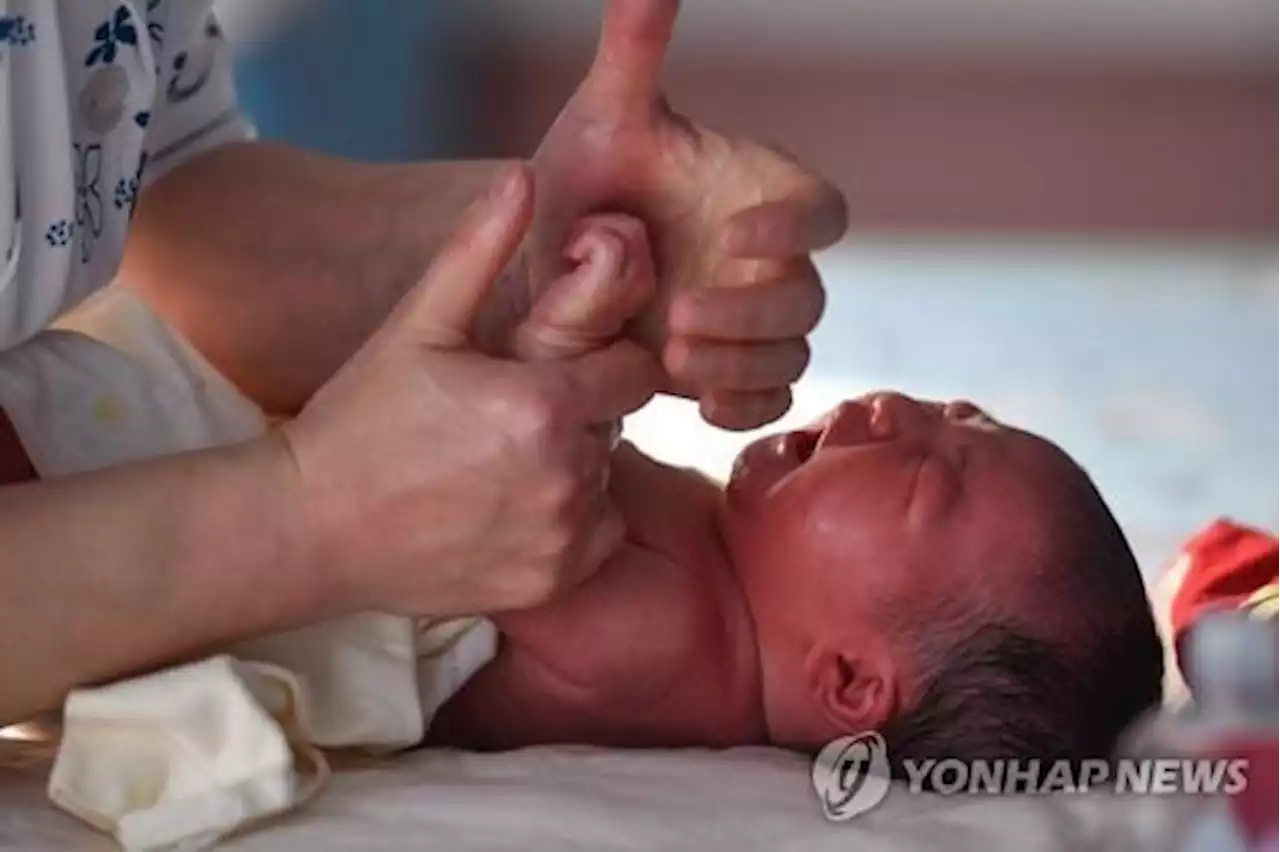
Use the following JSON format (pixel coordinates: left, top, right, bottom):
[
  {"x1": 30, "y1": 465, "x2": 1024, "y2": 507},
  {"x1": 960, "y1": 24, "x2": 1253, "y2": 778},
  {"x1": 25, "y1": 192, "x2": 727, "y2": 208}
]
[
  {"x1": 389, "y1": 163, "x2": 533, "y2": 348},
  {"x1": 584, "y1": 0, "x2": 679, "y2": 106}
]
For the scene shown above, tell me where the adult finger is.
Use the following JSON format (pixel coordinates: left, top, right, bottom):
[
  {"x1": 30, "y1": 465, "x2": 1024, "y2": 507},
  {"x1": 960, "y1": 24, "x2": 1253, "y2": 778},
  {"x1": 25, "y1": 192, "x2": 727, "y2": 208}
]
[
  {"x1": 585, "y1": 0, "x2": 679, "y2": 106},
  {"x1": 722, "y1": 181, "x2": 848, "y2": 258},
  {"x1": 669, "y1": 267, "x2": 825, "y2": 341},
  {"x1": 390, "y1": 163, "x2": 534, "y2": 349},
  {"x1": 664, "y1": 337, "x2": 810, "y2": 392},
  {"x1": 552, "y1": 340, "x2": 663, "y2": 424},
  {"x1": 699, "y1": 388, "x2": 793, "y2": 431}
]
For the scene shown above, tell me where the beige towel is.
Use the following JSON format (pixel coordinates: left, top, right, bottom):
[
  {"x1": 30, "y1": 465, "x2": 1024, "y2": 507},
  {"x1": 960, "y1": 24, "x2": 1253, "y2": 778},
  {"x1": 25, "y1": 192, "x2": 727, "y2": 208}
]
[
  {"x1": 9, "y1": 288, "x2": 497, "y2": 851},
  {"x1": 48, "y1": 617, "x2": 497, "y2": 852}
]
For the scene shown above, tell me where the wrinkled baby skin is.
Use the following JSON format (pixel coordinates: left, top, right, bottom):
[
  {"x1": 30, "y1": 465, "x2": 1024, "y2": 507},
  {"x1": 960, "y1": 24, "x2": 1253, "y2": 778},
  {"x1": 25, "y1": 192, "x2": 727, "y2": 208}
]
[{"x1": 431, "y1": 390, "x2": 1100, "y2": 751}]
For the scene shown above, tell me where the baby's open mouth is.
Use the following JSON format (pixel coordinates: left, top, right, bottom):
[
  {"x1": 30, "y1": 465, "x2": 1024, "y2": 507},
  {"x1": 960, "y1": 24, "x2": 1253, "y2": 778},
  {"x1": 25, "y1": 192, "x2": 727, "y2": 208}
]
[{"x1": 791, "y1": 430, "x2": 821, "y2": 464}]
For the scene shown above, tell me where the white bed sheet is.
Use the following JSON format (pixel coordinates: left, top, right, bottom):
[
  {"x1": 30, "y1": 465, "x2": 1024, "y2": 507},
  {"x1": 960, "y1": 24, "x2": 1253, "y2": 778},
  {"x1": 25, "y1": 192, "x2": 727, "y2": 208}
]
[{"x1": 0, "y1": 740, "x2": 1183, "y2": 852}]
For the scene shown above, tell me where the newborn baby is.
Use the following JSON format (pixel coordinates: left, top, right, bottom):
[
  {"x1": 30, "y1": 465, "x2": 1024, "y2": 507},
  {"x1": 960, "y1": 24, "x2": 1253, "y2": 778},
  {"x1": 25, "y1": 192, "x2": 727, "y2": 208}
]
[
  {"x1": 431, "y1": 227, "x2": 1165, "y2": 772},
  {"x1": 433, "y1": 393, "x2": 1164, "y2": 767}
]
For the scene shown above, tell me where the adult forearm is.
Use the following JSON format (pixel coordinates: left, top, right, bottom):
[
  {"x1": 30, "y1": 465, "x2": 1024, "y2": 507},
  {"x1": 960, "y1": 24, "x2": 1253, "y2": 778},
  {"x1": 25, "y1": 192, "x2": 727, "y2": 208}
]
[
  {"x1": 0, "y1": 435, "x2": 323, "y2": 724},
  {"x1": 121, "y1": 142, "x2": 516, "y2": 414}
]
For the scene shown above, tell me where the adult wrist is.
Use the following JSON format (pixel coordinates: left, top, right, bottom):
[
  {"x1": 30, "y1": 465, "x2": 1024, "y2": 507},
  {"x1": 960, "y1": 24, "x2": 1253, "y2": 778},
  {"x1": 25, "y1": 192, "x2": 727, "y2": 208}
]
[{"x1": 232, "y1": 430, "x2": 353, "y2": 628}]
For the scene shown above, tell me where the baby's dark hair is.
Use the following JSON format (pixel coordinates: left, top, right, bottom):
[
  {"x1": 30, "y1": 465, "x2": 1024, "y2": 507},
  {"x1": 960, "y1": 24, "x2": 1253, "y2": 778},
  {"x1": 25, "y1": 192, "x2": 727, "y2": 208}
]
[{"x1": 878, "y1": 468, "x2": 1164, "y2": 779}]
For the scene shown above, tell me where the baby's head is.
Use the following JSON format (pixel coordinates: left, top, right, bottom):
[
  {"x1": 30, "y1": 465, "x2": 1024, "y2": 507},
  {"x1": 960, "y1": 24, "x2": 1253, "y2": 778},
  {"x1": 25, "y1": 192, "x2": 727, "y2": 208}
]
[{"x1": 719, "y1": 392, "x2": 1163, "y2": 770}]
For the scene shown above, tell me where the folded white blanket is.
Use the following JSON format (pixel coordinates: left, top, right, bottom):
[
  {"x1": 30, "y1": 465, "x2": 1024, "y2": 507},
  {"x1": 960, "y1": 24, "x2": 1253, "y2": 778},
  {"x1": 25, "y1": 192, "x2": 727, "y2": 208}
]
[{"x1": 4, "y1": 288, "x2": 496, "y2": 851}]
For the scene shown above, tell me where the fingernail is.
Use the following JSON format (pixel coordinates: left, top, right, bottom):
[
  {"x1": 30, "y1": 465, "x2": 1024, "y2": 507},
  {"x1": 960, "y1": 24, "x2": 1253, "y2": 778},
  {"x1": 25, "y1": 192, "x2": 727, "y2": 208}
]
[{"x1": 489, "y1": 164, "x2": 525, "y2": 201}]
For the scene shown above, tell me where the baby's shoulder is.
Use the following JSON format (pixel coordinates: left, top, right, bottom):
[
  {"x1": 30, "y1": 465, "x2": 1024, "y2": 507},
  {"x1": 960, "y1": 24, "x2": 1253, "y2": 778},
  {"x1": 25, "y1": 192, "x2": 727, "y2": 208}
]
[{"x1": 496, "y1": 540, "x2": 727, "y2": 701}]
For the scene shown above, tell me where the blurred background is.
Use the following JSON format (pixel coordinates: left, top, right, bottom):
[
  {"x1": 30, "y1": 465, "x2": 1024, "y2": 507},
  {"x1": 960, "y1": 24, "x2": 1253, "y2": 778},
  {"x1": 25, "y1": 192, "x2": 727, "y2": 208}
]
[{"x1": 214, "y1": 0, "x2": 1277, "y2": 578}]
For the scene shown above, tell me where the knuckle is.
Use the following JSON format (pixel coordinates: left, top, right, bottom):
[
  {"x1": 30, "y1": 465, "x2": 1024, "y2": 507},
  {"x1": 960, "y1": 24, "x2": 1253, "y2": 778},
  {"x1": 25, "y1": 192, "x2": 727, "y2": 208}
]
[
  {"x1": 508, "y1": 563, "x2": 561, "y2": 608},
  {"x1": 538, "y1": 469, "x2": 580, "y2": 513},
  {"x1": 447, "y1": 222, "x2": 488, "y2": 260},
  {"x1": 511, "y1": 385, "x2": 566, "y2": 439},
  {"x1": 543, "y1": 520, "x2": 577, "y2": 560},
  {"x1": 533, "y1": 375, "x2": 577, "y2": 428}
]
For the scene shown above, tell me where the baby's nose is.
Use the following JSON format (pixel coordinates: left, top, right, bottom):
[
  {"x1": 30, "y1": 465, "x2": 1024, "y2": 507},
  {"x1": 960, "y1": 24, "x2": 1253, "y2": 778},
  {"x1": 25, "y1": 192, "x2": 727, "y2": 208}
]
[{"x1": 866, "y1": 391, "x2": 935, "y2": 438}]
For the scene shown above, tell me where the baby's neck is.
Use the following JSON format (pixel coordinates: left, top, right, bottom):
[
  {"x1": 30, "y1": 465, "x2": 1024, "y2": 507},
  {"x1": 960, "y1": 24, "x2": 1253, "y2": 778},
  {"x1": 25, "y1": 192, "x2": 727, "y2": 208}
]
[
  {"x1": 609, "y1": 444, "x2": 766, "y2": 736},
  {"x1": 701, "y1": 516, "x2": 768, "y2": 742}
]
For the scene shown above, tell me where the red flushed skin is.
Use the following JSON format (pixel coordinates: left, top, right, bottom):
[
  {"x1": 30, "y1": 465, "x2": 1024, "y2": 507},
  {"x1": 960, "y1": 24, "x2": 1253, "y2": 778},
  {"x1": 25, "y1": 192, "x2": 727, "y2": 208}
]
[
  {"x1": 432, "y1": 442, "x2": 765, "y2": 748},
  {"x1": 432, "y1": 391, "x2": 1093, "y2": 751}
]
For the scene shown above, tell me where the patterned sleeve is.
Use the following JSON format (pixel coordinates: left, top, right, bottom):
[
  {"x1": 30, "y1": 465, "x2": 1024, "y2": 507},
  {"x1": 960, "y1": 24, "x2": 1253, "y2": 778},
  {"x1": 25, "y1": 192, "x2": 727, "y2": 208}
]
[{"x1": 140, "y1": 3, "x2": 255, "y2": 191}]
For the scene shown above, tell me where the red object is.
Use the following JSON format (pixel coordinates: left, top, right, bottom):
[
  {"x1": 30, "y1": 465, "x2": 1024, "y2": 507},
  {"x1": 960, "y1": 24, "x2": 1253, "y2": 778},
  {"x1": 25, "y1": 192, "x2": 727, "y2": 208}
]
[
  {"x1": 1169, "y1": 519, "x2": 1279, "y2": 678},
  {"x1": 1169, "y1": 521, "x2": 1279, "y2": 846}
]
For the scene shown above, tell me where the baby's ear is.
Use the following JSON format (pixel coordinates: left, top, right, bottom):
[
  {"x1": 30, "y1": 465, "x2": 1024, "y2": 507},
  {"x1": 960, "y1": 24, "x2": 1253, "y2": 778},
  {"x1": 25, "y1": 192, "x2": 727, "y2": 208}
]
[
  {"x1": 805, "y1": 639, "x2": 899, "y2": 735},
  {"x1": 514, "y1": 214, "x2": 656, "y2": 362}
]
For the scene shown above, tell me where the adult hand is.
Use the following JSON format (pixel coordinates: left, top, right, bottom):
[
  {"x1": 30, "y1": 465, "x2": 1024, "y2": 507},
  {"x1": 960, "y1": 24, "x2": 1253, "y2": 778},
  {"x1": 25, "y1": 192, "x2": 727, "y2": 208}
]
[
  {"x1": 279, "y1": 165, "x2": 661, "y2": 618},
  {"x1": 493, "y1": 0, "x2": 848, "y2": 431},
  {"x1": 513, "y1": 212, "x2": 657, "y2": 466}
]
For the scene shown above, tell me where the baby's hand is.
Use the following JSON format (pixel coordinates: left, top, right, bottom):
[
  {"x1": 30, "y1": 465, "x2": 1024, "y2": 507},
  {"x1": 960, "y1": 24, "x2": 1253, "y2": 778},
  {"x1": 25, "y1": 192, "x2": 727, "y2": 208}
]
[{"x1": 514, "y1": 214, "x2": 656, "y2": 363}]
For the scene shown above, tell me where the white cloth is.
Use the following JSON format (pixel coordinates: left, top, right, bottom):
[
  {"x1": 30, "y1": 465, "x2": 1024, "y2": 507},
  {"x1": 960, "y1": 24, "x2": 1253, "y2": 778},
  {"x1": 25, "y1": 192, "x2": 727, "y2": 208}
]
[
  {"x1": 49, "y1": 656, "x2": 328, "y2": 852},
  {"x1": 41, "y1": 287, "x2": 498, "y2": 852},
  {"x1": 0, "y1": 0, "x2": 252, "y2": 359},
  {"x1": 0, "y1": 4, "x2": 497, "y2": 847},
  {"x1": 0, "y1": 0, "x2": 260, "y2": 475}
]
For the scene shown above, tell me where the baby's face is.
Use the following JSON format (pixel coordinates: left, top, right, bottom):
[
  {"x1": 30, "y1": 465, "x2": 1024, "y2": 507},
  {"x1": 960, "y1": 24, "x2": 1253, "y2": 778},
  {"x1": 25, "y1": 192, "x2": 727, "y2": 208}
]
[{"x1": 718, "y1": 391, "x2": 1090, "y2": 745}]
